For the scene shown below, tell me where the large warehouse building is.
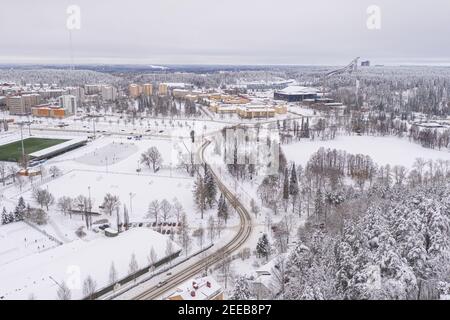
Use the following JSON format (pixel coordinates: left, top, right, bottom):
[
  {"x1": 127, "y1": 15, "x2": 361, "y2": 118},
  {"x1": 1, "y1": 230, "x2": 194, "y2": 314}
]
[{"x1": 274, "y1": 86, "x2": 319, "y2": 102}]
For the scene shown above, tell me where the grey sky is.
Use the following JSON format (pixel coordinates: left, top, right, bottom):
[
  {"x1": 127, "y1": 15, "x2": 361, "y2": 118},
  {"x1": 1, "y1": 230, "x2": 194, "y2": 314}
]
[{"x1": 0, "y1": 0, "x2": 449, "y2": 65}]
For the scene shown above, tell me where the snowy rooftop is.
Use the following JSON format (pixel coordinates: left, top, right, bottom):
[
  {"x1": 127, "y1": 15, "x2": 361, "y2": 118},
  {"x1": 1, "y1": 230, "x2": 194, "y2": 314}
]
[
  {"x1": 167, "y1": 276, "x2": 222, "y2": 300},
  {"x1": 277, "y1": 86, "x2": 319, "y2": 95},
  {"x1": 29, "y1": 137, "x2": 87, "y2": 159}
]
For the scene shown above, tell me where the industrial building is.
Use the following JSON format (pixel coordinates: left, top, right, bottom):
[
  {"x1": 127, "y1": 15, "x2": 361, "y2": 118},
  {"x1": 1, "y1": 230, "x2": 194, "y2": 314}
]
[
  {"x1": 31, "y1": 104, "x2": 65, "y2": 118},
  {"x1": 209, "y1": 103, "x2": 287, "y2": 118},
  {"x1": 274, "y1": 86, "x2": 319, "y2": 102}
]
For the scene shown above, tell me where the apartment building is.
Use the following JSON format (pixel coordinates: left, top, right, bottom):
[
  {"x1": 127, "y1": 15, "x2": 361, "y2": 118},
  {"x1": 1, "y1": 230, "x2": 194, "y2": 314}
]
[
  {"x1": 129, "y1": 84, "x2": 143, "y2": 98},
  {"x1": 143, "y1": 83, "x2": 153, "y2": 96},
  {"x1": 58, "y1": 95, "x2": 77, "y2": 114}
]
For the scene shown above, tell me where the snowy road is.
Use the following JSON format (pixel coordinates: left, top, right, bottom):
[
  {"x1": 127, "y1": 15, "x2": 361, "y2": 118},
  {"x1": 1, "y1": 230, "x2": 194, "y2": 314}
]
[{"x1": 130, "y1": 139, "x2": 253, "y2": 300}]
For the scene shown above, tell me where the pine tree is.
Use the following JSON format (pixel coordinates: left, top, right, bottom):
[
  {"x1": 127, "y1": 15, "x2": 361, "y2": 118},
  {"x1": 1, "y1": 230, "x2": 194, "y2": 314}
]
[
  {"x1": 193, "y1": 174, "x2": 207, "y2": 219},
  {"x1": 283, "y1": 167, "x2": 289, "y2": 201},
  {"x1": 204, "y1": 167, "x2": 217, "y2": 208},
  {"x1": 1, "y1": 207, "x2": 8, "y2": 225},
  {"x1": 14, "y1": 196, "x2": 26, "y2": 222},
  {"x1": 123, "y1": 204, "x2": 129, "y2": 230},
  {"x1": 217, "y1": 193, "x2": 229, "y2": 224},
  {"x1": 230, "y1": 276, "x2": 253, "y2": 300},
  {"x1": 256, "y1": 234, "x2": 270, "y2": 261},
  {"x1": 116, "y1": 207, "x2": 121, "y2": 232},
  {"x1": 289, "y1": 163, "x2": 299, "y2": 197},
  {"x1": 314, "y1": 189, "x2": 325, "y2": 222},
  {"x1": 8, "y1": 212, "x2": 15, "y2": 224}
]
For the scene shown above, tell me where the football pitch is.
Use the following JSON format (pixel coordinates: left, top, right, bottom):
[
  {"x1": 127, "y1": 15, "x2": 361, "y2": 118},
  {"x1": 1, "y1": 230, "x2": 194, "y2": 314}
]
[{"x1": 0, "y1": 138, "x2": 68, "y2": 162}]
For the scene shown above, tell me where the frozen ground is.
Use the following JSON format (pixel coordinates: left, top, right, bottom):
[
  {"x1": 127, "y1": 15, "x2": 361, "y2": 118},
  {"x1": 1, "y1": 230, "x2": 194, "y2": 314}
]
[
  {"x1": 0, "y1": 222, "x2": 60, "y2": 266},
  {"x1": 0, "y1": 127, "x2": 242, "y2": 300},
  {"x1": 0, "y1": 228, "x2": 180, "y2": 300},
  {"x1": 18, "y1": 170, "x2": 194, "y2": 222},
  {"x1": 283, "y1": 135, "x2": 450, "y2": 168},
  {"x1": 74, "y1": 142, "x2": 139, "y2": 167}
]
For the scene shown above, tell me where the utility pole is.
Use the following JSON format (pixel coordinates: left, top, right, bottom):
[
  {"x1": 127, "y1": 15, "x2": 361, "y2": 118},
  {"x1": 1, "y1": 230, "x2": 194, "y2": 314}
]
[
  {"x1": 129, "y1": 192, "x2": 135, "y2": 216},
  {"x1": 19, "y1": 122, "x2": 26, "y2": 169},
  {"x1": 92, "y1": 117, "x2": 96, "y2": 139}
]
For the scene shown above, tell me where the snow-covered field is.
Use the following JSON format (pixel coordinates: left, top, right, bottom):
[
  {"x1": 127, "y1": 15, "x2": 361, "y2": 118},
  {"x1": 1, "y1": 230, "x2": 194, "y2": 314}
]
[
  {"x1": 0, "y1": 222, "x2": 60, "y2": 265},
  {"x1": 18, "y1": 170, "x2": 194, "y2": 222},
  {"x1": 0, "y1": 228, "x2": 180, "y2": 300},
  {"x1": 282, "y1": 135, "x2": 450, "y2": 168},
  {"x1": 0, "y1": 126, "x2": 241, "y2": 300}
]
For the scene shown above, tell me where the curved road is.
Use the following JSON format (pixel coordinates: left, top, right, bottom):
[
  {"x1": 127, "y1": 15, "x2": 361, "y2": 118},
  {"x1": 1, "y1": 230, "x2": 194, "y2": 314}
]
[{"x1": 132, "y1": 139, "x2": 253, "y2": 300}]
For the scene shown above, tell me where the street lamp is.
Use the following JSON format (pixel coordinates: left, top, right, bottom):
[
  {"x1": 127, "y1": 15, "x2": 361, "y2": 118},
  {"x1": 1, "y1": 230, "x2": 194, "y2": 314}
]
[
  {"x1": 88, "y1": 186, "x2": 92, "y2": 212},
  {"x1": 129, "y1": 192, "x2": 136, "y2": 216}
]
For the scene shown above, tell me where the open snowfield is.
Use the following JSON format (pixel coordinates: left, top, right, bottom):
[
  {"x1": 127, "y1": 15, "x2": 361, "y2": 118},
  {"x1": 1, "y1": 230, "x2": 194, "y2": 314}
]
[
  {"x1": 0, "y1": 228, "x2": 180, "y2": 300},
  {"x1": 0, "y1": 221, "x2": 60, "y2": 266},
  {"x1": 18, "y1": 170, "x2": 194, "y2": 222},
  {"x1": 282, "y1": 135, "x2": 450, "y2": 168},
  {"x1": 0, "y1": 121, "x2": 243, "y2": 300},
  {"x1": 74, "y1": 142, "x2": 139, "y2": 166},
  {"x1": 48, "y1": 135, "x2": 195, "y2": 174}
]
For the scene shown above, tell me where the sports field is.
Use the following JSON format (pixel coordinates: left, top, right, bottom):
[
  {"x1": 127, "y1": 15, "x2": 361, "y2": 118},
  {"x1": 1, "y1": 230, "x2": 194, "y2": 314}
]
[{"x1": 0, "y1": 138, "x2": 68, "y2": 161}]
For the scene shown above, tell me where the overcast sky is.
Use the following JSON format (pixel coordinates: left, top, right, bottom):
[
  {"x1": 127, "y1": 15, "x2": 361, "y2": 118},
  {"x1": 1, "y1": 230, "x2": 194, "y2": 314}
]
[{"x1": 0, "y1": 0, "x2": 449, "y2": 65}]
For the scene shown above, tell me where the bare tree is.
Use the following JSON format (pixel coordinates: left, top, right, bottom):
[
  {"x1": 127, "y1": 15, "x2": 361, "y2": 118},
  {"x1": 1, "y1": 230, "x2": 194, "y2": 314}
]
[
  {"x1": 8, "y1": 165, "x2": 18, "y2": 183},
  {"x1": 172, "y1": 197, "x2": 184, "y2": 223},
  {"x1": 165, "y1": 239, "x2": 174, "y2": 265},
  {"x1": 49, "y1": 166, "x2": 62, "y2": 178},
  {"x1": 0, "y1": 162, "x2": 6, "y2": 186},
  {"x1": 16, "y1": 175, "x2": 25, "y2": 191},
  {"x1": 250, "y1": 198, "x2": 260, "y2": 218},
  {"x1": 128, "y1": 253, "x2": 139, "y2": 281},
  {"x1": 140, "y1": 146, "x2": 162, "y2": 172},
  {"x1": 82, "y1": 275, "x2": 97, "y2": 300},
  {"x1": 57, "y1": 196, "x2": 72, "y2": 216},
  {"x1": 270, "y1": 256, "x2": 287, "y2": 298},
  {"x1": 207, "y1": 216, "x2": 216, "y2": 243},
  {"x1": 160, "y1": 199, "x2": 172, "y2": 222},
  {"x1": 180, "y1": 219, "x2": 193, "y2": 256},
  {"x1": 216, "y1": 217, "x2": 225, "y2": 238},
  {"x1": 147, "y1": 247, "x2": 158, "y2": 266},
  {"x1": 221, "y1": 252, "x2": 232, "y2": 289},
  {"x1": 109, "y1": 261, "x2": 118, "y2": 285},
  {"x1": 193, "y1": 225, "x2": 205, "y2": 250},
  {"x1": 102, "y1": 193, "x2": 120, "y2": 216},
  {"x1": 146, "y1": 200, "x2": 160, "y2": 223},
  {"x1": 56, "y1": 281, "x2": 72, "y2": 300},
  {"x1": 32, "y1": 188, "x2": 54, "y2": 210}
]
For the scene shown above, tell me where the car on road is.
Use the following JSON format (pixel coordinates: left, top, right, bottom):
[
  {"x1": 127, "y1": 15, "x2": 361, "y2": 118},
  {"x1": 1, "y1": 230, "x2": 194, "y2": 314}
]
[{"x1": 156, "y1": 280, "x2": 167, "y2": 288}]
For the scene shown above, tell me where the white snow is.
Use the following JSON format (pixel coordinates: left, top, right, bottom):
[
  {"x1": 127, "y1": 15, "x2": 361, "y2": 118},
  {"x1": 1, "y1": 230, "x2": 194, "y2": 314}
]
[
  {"x1": 282, "y1": 135, "x2": 450, "y2": 169},
  {"x1": 0, "y1": 228, "x2": 180, "y2": 300}
]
